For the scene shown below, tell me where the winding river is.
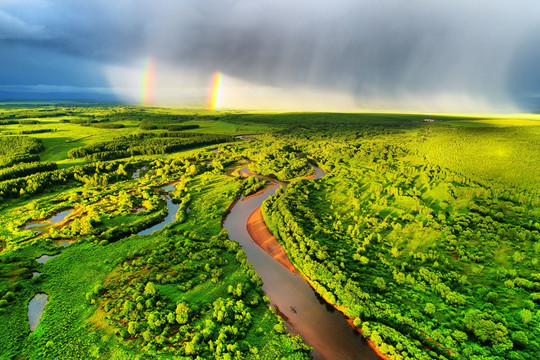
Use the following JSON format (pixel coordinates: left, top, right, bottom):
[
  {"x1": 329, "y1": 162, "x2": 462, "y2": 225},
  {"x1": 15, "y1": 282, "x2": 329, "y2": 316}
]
[
  {"x1": 224, "y1": 165, "x2": 380, "y2": 360},
  {"x1": 24, "y1": 162, "x2": 380, "y2": 355}
]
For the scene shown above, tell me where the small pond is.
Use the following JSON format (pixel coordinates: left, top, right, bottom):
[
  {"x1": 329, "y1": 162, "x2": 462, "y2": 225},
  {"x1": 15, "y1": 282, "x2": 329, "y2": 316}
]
[
  {"x1": 28, "y1": 293, "x2": 48, "y2": 332},
  {"x1": 132, "y1": 166, "x2": 147, "y2": 179},
  {"x1": 25, "y1": 209, "x2": 72, "y2": 231},
  {"x1": 35, "y1": 254, "x2": 58, "y2": 264}
]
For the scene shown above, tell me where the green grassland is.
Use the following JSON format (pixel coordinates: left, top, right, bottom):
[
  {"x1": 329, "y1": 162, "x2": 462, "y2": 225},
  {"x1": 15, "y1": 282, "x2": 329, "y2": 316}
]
[{"x1": 0, "y1": 103, "x2": 539, "y2": 359}]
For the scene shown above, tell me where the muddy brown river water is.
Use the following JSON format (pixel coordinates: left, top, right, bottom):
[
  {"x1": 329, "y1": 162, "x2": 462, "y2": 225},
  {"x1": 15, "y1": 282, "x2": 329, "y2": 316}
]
[{"x1": 223, "y1": 165, "x2": 380, "y2": 360}]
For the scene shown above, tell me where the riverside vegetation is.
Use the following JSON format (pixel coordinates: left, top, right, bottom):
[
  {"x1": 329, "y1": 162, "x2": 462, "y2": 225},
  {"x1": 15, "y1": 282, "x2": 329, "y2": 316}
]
[{"x1": 0, "y1": 104, "x2": 539, "y2": 359}]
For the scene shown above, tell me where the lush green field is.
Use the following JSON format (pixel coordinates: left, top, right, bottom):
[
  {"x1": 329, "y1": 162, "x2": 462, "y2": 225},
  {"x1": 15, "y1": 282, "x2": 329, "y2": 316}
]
[{"x1": 1, "y1": 103, "x2": 539, "y2": 359}]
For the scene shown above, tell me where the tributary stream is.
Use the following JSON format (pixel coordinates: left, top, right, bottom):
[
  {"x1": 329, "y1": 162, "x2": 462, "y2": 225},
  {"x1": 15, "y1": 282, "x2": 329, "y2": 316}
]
[{"x1": 137, "y1": 184, "x2": 179, "y2": 236}]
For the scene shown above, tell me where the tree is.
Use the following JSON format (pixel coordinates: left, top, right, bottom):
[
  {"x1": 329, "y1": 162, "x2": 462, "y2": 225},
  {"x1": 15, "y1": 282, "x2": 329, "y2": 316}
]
[
  {"x1": 520, "y1": 309, "x2": 532, "y2": 324},
  {"x1": 274, "y1": 323, "x2": 286, "y2": 333},
  {"x1": 185, "y1": 341, "x2": 196, "y2": 355},
  {"x1": 144, "y1": 282, "x2": 157, "y2": 297},
  {"x1": 176, "y1": 302, "x2": 190, "y2": 324},
  {"x1": 361, "y1": 322, "x2": 372, "y2": 338},
  {"x1": 424, "y1": 303, "x2": 436, "y2": 315},
  {"x1": 374, "y1": 277, "x2": 386, "y2": 291},
  {"x1": 122, "y1": 300, "x2": 135, "y2": 315},
  {"x1": 452, "y1": 330, "x2": 468, "y2": 343},
  {"x1": 127, "y1": 321, "x2": 138, "y2": 335},
  {"x1": 511, "y1": 331, "x2": 529, "y2": 348},
  {"x1": 142, "y1": 329, "x2": 152, "y2": 342},
  {"x1": 463, "y1": 310, "x2": 508, "y2": 344},
  {"x1": 116, "y1": 164, "x2": 127, "y2": 176}
]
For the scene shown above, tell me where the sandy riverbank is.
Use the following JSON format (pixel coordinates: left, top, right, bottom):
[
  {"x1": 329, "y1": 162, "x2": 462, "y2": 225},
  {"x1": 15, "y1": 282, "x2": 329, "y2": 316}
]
[
  {"x1": 248, "y1": 204, "x2": 390, "y2": 360},
  {"x1": 246, "y1": 207, "x2": 297, "y2": 273}
]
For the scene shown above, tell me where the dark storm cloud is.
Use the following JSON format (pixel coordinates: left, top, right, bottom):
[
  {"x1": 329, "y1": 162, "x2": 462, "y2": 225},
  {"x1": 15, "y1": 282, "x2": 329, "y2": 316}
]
[
  {"x1": 2, "y1": 0, "x2": 540, "y2": 110},
  {"x1": 0, "y1": 9, "x2": 50, "y2": 40}
]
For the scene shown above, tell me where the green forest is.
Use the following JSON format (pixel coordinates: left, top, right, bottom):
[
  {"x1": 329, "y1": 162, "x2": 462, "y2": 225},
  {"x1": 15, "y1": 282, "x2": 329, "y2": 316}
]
[{"x1": 0, "y1": 104, "x2": 539, "y2": 359}]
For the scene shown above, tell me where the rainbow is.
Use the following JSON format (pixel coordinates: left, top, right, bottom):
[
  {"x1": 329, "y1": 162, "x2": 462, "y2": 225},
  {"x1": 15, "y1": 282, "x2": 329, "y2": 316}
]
[
  {"x1": 208, "y1": 72, "x2": 223, "y2": 111},
  {"x1": 140, "y1": 58, "x2": 155, "y2": 106}
]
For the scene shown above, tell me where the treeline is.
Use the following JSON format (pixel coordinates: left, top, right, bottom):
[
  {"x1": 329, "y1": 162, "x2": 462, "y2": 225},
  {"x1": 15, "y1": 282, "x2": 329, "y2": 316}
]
[
  {"x1": 108, "y1": 110, "x2": 192, "y2": 122},
  {"x1": 0, "y1": 161, "x2": 130, "y2": 202},
  {"x1": 138, "y1": 132, "x2": 217, "y2": 139},
  {"x1": 0, "y1": 136, "x2": 45, "y2": 156},
  {"x1": 0, "y1": 120, "x2": 41, "y2": 125},
  {"x1": 139, "y1": 122, "x2": 157, "y2": 130},
  {"x1": 223, "y1": 112, "x2": 432, "y2": 130},
  {"x1": 61, "y1": 118, "x2": 110, "y2": 124},
  {"x1": 0, "y1": 154, "x2": 40, "y2": 170},
  {"x1": 67, "y1": 134, "x2": 233, "y2": 161},
  {"x1": 82, "y1": 123, "x2": 125, "y2": 129},
  {"x1": 102, "y1": 110, "x2": 209, "y2": 123},
  {"x1": 0, "y1": 109, "x2": 66, "y2": 120},
  {"x1": 139, "y1": 123, "x2": 200, "y2": 131},
  {"x1": 163, "y1": 124, "x2": 200, "y2": 131},
  {"x1": 19, "y1": 129, "x2": 56, "y2": 134},
  {"x1": 0, "y1": 162, "x2": 57, "y2": 182},
  {"x1": 0, "y1": 136, "x2": 44, "y2": 169}
]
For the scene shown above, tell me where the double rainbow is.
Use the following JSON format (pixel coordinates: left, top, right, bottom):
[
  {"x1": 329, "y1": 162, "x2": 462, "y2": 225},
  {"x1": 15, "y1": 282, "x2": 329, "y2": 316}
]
[
  {"x1": 140, "y1": 58, "x2": 155, "y2": 106},
  {"x1": 208, "y1": 72, "x2": 223, "y2": 111}
]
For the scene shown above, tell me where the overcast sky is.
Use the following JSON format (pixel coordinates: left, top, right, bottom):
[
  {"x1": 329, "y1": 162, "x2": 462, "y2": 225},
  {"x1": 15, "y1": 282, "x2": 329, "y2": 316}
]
[{"x1": 1, "y1": 0, "x2": 540, "y2": 112}]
